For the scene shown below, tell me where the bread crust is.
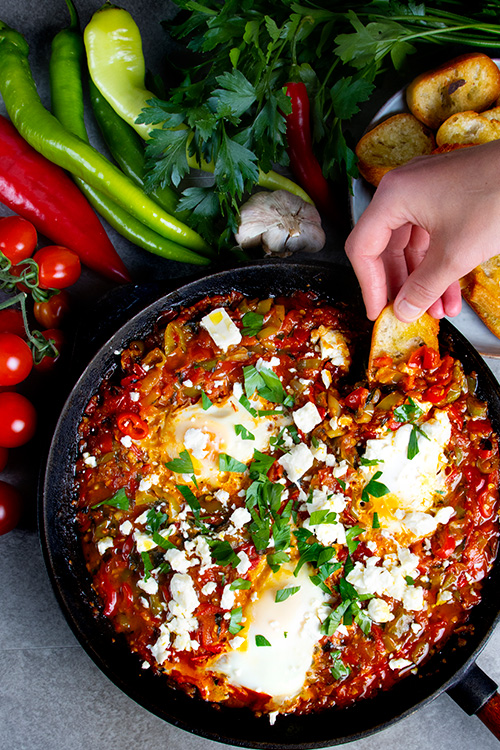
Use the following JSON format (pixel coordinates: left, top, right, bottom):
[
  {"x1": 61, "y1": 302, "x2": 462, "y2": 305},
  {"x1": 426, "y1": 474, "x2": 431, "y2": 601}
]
[
  {"x1": 406, "y1": 52, "x2": 500, "y2": 130},
  {"x1": 436, "y1": 110, "x2": 500, "y2": 146},
  {"x1": 368, "y1": 303, "x2": 440, "y2": 379},
  {"x1": 461, "y1": 258, "x2": 500, "y2": 339},
  {"x1": 356, "y1": 113, "x2": 435, "y2": 187}
]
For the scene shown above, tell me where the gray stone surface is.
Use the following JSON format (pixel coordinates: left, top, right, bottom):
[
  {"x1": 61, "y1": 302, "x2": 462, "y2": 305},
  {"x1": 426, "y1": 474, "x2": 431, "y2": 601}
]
[{"x1": 2, "y1": 1, "x2": 500, "y2": 748}]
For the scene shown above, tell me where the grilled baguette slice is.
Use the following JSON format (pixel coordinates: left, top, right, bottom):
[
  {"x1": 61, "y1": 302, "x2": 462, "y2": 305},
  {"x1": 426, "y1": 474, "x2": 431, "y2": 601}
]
[
  {"x1": 368, "y1": 303, "x2": 439, "y2": 381},
  {"x1": 436, "y1": 111, "x2": 500, "y2": 146},
  {"x1": 406, "y1": 53, "x2": 500, "y2": 130},
  {"x1": 356, "y1": 113, "x2": 435, "y2": 188},
  {"x1": 461, "y1": 257, "x2": 500, "y2": 339}
]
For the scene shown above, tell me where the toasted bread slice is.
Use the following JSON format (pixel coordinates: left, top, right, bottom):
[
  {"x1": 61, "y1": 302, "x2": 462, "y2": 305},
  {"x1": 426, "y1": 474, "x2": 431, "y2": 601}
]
[
  {"x1": 436, "y1": 111, "x2": 500, "y2": 146},
  {"x1": 368, "y1": 303, "x2": 440, "y2": 380},
  {"x1": 461, "y1": 256, "x2": 500, "y2": 339},
  {"x1": 406, "y1": 52, "x2": 500, "y2": 130},
  {"x1": 356, "y1": 113, "x2": 435, "y2": 187},
  {"x1": 481, "y1": 105, "x2": 500, "y2": 122}
]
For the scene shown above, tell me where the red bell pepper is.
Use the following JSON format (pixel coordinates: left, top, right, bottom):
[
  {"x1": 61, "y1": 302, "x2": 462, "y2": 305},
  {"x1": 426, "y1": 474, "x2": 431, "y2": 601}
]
[
  {"x1": 0, "y1": 114, "x2": 130, "y2": 283},
  {"x1": 285, "y1": 82, "x2": 334, "y2": 216}
]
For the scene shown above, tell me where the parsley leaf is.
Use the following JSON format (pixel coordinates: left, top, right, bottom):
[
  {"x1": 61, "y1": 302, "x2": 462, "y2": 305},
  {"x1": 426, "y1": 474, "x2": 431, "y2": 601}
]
[
  {"x1": 361, "y1": 471, "x2": 390, "y2": 505},
  {"x1": 230, "y1": 578, "x2": 251, "y2": 590},
  {"x1": 92, "y1": 487, "x2": 129, "y2": 511},
  {"x1": 255, "y1": 634, "x2": 271, "y2": 647},
  {"x1": 275, "y1": 586, "x2": 301, "y2": 603},
  {"x1": 219, "y1": 453, "x2": 248, "y2": 473},
  {"x1": 249, "y1": 449, "x2": 275, "y2": 477},
  {"x1": 165, "y1": 450, "x2": 194, "y2": 475},
  {"x1": 235, "y1": 424, "x2": 255, "y2": 441},
  {"x1": 372, "y1": 512, "x2": 380, "y2": 529},
  {"x1": 209, "y1": 539, "x2": 241, "y2": 568},
  {"x1": 330, "y1": 650, "x2": 351, "y2": 681},
  {"x1": 141, "y1": 551, "x2": 153, "y2": 582},
  {"x1": 241, "y1": 311, "x2": 264, "y2": 337},
  {"x1": 201, "y1": 390, "x2": 213, "y2": 410},
  {"x1": 229, "y1": 607, "x2": 244, "y2": 635}
]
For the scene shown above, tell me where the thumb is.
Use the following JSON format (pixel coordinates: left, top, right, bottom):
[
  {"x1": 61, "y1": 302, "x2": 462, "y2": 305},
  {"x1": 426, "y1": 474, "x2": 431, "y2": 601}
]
[{"x1": 393, "y1": 249, "x2": 456, "y2": 322}]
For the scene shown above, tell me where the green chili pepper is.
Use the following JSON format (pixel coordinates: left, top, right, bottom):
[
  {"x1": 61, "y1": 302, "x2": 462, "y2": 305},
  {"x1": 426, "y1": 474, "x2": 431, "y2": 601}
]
[
  {"x1": 49, "y1": 2, "x2": 208, "y2": 267},
  {"x1": 88, "y1": 77, "x2": 188, "y2": 222},
  {"x1": 83, "y1": 4, "x2": 313, "y2": 205},
  {"x1": 0, "y1": 18, "x2": 213, "y2": 258}
]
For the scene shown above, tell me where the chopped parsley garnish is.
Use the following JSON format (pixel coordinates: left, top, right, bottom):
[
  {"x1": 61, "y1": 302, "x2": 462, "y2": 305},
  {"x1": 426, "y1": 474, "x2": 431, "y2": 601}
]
[
  {"x1": 330, "y1": 650, "x2": 351, "y2": 681},
  {"x1": 309, "y1": 509, "x2": 338, "y2": 526},
  {"x1": 176, "y1": 484, "x2": 208, "y2": 531},
  {"x1": 201, "y1": 390, "x2": 213, "y2": 410},
  {"x1": 245, "y1": 474, "x2": 288, "y2": 558},
  {"x1": 345, "y1": 525, "x2": 364, "y2": 556},
  {"x1": 241, "y1": 311, "x2": 264, "y2": 337},
  {"x1": 145, "y1": 507, "x2": 176, "y2": 549},
  {"x1": 275, "y1": 586, "x2": 301, "y2": 603},
  {"x1": 238, "y1": 394, "x2": 258, "y2": 417},
  {"x1": 408, "y1": 423, "x2": 430, "y2": 460},
  {"x1": 229, "y1": 607, "x2": 244, "y2": 635},
  {"x1": 235, "y1": 423, "x2": 255, "y2": 440},
  {"x1": 393, "y1": 397, "x2": 425, "y2": 424},
  {"x1": 141, "y1": 551, "x2": 153, "y2": 581},
  {"x1": 266, "y1": 551, "x2": 290, "y2": 573},
  {"x1": 219, "y1": 453, "x2": 248, "y2": 473},
  {"x1": 243, "y1": 364, "x2": 286, "y2": 404},
  {"x1": 92, "y1": 486, "x2": 129, "y2": 511},
  {"x1": 361, "y1": 471, "x2": 390, "y2": 505},
  {"x1": 165, "y1": 449, "x2": 194, "y2": 475},
  {"x1": 405, "y1": 575, "x2": 415, "y2": 586},
  {"x1": 249, "y1": 449, "x2": 275, "y2": 477},
  {"x1": 372, "y1": 512, "x2": 380, "y2": 529},
  {"x1": 359, "y1": 456, "x2": 383, "y2": 466},
  {"x1": 255, "y1": 634, "x2": 271, "y2": 647},
  {"x1": 209, "y1": 539, "x2": 241, "y2": 568},
  {"x1": 230, "y1": 578, "x2": 251, "y2": 590}
]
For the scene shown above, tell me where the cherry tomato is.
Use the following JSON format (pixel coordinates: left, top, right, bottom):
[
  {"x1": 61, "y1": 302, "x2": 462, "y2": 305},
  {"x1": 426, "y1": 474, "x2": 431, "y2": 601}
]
[
  {"x1": 0, "y1": 216, "x2": 37, "y2": 264},
  {"x1": 0, "y1": 446, "x2": 8, "y2": 472},
  {"x1": 33, "y1": 290, "x2": 70, "y2": 329},
  {"x1": 0, "y1": 332, "x2": 32, "y2": 386},
  {"x1": 34, "y1": 329, "x2": 64, "y2": 373},
  {"x1": 0, "y1": 309, "x2": 26, "y2": 338},
  {"x1": 0, "y1": 391, "x2": 36, "y2": 447},
  {"x1": 0, "y1": 480, "x2": 22, "y2": 535},
  {"x1": 33, "y1": 245, "x2": 81, "y2": 289}
]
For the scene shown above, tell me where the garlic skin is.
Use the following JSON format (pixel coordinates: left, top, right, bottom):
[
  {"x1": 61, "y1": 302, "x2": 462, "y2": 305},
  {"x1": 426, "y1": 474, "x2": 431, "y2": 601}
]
[{"x1": 234, "y1": 190, "x2": 326, "y2": 257}]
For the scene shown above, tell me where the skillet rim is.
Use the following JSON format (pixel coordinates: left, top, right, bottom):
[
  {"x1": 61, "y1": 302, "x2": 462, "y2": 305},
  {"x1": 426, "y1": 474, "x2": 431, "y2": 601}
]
[{"x1": 38, "y1": 260, "x2": 500, "y2": 749}]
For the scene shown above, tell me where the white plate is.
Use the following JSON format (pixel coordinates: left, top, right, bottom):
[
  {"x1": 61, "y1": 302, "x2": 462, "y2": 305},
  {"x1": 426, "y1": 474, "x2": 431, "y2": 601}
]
[{"x1": 349, "y1": 65, "x2": 500, "y2": 359}]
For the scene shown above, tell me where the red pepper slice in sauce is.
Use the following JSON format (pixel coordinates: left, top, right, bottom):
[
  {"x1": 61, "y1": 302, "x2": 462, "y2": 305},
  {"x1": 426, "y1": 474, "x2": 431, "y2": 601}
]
[{"x1": 116, "y1": 412, "x2": 149, "y2": 439}]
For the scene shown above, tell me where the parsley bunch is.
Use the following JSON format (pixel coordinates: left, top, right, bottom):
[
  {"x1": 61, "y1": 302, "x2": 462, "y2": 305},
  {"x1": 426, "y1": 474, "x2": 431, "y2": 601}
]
[{"x1": 141, "y1": 0, "x2": 500, "y2": 246}]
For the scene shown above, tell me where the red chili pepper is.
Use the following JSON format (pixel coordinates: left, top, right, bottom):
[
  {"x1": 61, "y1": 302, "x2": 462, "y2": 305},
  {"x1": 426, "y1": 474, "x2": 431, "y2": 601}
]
[
  {"x1": 285, "y1": 82, "x2": 334, "y2": 215},
  {"x1": 116, "y1": 411, "x2": 149, "y2": 439},
  {"x1": 0, "y1": 115, "x2": 130, "y2": 283}
]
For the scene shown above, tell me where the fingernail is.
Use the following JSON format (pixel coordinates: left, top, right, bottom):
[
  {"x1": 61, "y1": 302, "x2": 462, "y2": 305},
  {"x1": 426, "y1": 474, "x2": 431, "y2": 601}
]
[{"x1": 395, "y1": 299, "x2": 422, "y2": 322}]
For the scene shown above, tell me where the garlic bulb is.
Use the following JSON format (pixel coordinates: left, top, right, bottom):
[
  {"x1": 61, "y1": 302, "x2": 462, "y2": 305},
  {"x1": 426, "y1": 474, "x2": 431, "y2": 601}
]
[{"x1": 234, "y1": 190, "x2": 326, "y2": 257}]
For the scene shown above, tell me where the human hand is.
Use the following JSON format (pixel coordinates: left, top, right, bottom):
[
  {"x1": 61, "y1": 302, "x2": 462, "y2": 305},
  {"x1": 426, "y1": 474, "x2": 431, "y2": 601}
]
[{"x1": 345, "y1": 140, "x2": 500, "y2": 322}]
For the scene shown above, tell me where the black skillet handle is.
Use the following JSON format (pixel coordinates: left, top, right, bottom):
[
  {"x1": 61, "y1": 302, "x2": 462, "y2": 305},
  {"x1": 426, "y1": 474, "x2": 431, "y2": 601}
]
[{"x1": 447, "y1": 663, "x2": 500, "y2": 740}]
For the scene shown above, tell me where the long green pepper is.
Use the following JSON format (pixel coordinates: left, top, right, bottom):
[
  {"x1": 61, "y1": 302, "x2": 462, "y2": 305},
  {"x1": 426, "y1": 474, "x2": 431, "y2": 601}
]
[
  {"x1": 88, "y1": 77, "x2": 188, "y2": 222},
  {"x1": 49, "y1": 5, "x2": 208, "y2": 267},
  {"x1": 0, "y1": 19, "x2": 212, "y2": 258}
]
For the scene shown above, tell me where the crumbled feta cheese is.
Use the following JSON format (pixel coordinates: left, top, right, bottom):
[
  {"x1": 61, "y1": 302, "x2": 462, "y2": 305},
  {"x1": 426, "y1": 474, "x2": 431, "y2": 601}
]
[
  {"x1": 170, "y1": 572, "x2": 199, "y2": 615},
  {"x1": 231, "y1": 636, "x2": 245, "y2": 650},
  {"x1": 256, "y1": 357, "x2": 280, "y2": 372},
  {"x1": 130, "y1": 392, "x2": 140, "y2": 402},
  {"x1": 321, "y1": 369, "x2": 332, "y2": 389},
  {"x1": 142, "y1": 660, "x2": 150, "y2": 669},
  {"x1": 236, "y1": 551, "x2": 251, "y2": 575},
  {"x1": 201, "y1": 307, "x2": 242, "y2": 352},
  {"x1": 135, "y1": 509, "x2": 150, "y2": 525},
  {"x1": 83, "y1": 455, "x2": 97, "y2": 467},
  {"x1": 402, "y1": 586, "x2": 425, "y2": 611},
  {"x1": 133, "y1": 531, "x2": 157, "y2": 553},
  {"x1": 183, "y1": 379, "x2": 193, "y2": 388},
  {"x1": 437, "y1": 589, "x2": 453, "y2": 605},
  {"x1": 97, "y1": 536, "x2": 114, "y2": 555},
  {"x1": 164, "y1": 548, "x2": 195, "y2": 574},
  {"x1": 120, "y1": 435, "x2": 133, "y2": 448},
  {"x1": 201, "y1": 581, "x2": 217, "y2": 596},
  {"x1": 293, "y1": 402, "x2": 322, "y2": 434},
  {"x1": 138, "y1": 576, "x2": 159, "y2": 595},
  {"x1": 311, "y1": 440, "x2": 328, "y2": 463},
  {"x1": 268, "y1": 711, "x2": 279, "y2": 726},
  {"x1": 230, "y1": 506, "x2": 252, "y2": 529},
  {"x1": 183, "y1": 427, "x2": 209, "y2": 459},
  {"x1": 367, "y1": 598, "x2": 394, "y2": 623},
  {"x1": 213, "y1": 491, "x2": 230, "y2": 510},
  {"x1": 303, "y1": 487, "x2": 347, "y2": 546},
  {"x1": 278, "y1": 443, "x2": 314, "y2": 483},
  {"x1": 314, "y1": 327, "x2": 350, "y2": 367},
  {"x1": 389, "y1": 658, "x2": 413, "y2": 671},
  {"x1": 220, "y1": 584, "x2": 236, "y2": 610},
  {"x1": 119, "y1": 520, "x2": 133, "y2": 536}
]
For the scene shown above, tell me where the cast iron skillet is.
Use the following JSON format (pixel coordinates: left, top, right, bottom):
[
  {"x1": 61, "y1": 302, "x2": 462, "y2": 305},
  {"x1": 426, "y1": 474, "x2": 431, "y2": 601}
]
[{"x1": 40, "y1": 261, "x2": 500, "y2": 748}]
